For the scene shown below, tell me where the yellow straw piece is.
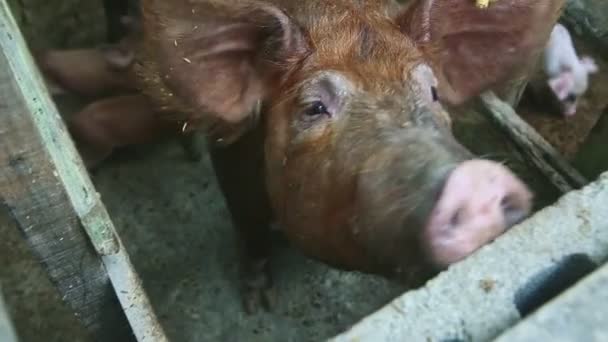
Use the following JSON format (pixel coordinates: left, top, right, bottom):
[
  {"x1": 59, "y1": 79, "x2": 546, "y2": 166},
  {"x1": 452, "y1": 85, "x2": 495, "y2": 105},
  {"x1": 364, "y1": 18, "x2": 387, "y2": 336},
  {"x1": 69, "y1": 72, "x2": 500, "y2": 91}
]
[{"x1": 476, "y1": 0, "x2": 495, "y2": 9}]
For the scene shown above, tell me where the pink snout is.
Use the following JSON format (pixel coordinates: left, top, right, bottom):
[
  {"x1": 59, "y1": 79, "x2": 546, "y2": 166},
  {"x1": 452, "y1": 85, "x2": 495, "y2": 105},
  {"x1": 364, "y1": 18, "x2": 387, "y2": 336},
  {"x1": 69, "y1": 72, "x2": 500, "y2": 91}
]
[
  {"x1": 423, "y1": 159, "x2": 533, "y2": 267},
  {"x1": 563, "y1": 103, "x2": 577, "y2": 117}
]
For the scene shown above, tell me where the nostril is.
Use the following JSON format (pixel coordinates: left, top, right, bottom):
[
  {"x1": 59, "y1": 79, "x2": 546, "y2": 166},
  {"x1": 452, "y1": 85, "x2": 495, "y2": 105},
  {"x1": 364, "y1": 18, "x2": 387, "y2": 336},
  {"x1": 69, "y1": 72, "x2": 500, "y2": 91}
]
[
  {"x1": 449, "y1": 208, "x2": 462, "y2": 228},
  {"x1": 501, "y1": 195, "x2": 527, "y2": 228},
  {"x1": 500, "y1": 195, "x2": 515, "y2": 212}
]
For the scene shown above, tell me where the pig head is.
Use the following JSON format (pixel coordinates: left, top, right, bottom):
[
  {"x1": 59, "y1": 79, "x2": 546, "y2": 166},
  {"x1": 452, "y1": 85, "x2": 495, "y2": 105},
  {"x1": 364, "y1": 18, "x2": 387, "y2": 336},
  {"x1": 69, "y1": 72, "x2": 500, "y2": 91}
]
[
  {"x1": 545, "y1": 24, "x2": 599, "y2": 117},
  {"x1": 35, "y1": 15, "x2": 142, "y2": 99},
  {"x1": 136, "y1": 0, "x2": 563, "y2": 311}
]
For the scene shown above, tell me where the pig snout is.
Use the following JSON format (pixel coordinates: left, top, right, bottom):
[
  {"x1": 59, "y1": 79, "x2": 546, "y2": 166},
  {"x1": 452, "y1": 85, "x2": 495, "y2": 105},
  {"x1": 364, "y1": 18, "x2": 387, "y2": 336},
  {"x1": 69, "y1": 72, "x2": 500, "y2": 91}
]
[
  {"x1": 564, "y1": 104, "x2": 577, "y2": 117},
  {"x1": 423, "y1": 159, "x2": 532, "y2": 267}
]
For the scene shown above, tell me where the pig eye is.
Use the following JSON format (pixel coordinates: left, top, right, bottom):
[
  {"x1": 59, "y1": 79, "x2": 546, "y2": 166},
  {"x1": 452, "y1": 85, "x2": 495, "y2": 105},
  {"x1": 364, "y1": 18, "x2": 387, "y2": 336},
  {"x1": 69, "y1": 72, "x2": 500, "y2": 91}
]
[
  {"x1": 565, "y1": 93, "x2": 577, "y2": 102},
  {"x1": 304, "y1": 101, "x2": 329, "y2": 117},
  {"x1": 431, "y1": 86, "x2": 438, "y2": 102}
]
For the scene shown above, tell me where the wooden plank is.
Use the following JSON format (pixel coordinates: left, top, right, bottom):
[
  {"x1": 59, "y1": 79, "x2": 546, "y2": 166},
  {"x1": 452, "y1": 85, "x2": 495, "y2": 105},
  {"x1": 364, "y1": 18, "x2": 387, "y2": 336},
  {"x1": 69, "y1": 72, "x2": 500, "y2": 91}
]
[
  {"x1": 0, "y1": 287, "x2": 19, "y2": 342},
  {"x1": 0, "y1": 0, "x2": 119, "y2": 256},
  {"x1": 0, "y1": 23, "x2": 134, "y2": 342},
  {"x1": 0, "y1": 204, "x2": 93, "y2": 342},
  {"x1": 478, "y1": 91, "x2": 589, "y2": 193},
  {"x1": 0, "y1": 1, "x2": 168, "y2": 341}
]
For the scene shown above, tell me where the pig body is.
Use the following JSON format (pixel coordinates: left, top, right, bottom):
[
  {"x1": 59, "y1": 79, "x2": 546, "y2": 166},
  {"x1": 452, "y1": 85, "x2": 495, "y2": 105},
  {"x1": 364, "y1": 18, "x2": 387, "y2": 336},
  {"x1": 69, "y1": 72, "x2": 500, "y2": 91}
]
[
  {"x1": 35, "y1": 15, "x2": 202, "y2": 167},
  {"x1": 543, "y1": 23, "x2": 599, "y2": 116},
  {"x1": 35, "y1": 15, "x2": 142, "y2": 99},
  {"x1": 68, "y1": 94, "x2": 200, "y2": 168},
  {"x1": 36, "y1": 47, "x2": 137, "y2": 98},
  {"x1": 133, "y1": 0, "x2": 564, "y2": 313}
]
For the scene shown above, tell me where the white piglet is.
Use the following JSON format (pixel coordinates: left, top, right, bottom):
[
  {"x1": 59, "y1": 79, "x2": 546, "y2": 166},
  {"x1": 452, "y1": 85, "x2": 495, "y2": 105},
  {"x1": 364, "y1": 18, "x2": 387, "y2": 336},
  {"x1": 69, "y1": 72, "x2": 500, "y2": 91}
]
[{"x1": 544, "y1": 23, "x2": 599, "y2": 116}]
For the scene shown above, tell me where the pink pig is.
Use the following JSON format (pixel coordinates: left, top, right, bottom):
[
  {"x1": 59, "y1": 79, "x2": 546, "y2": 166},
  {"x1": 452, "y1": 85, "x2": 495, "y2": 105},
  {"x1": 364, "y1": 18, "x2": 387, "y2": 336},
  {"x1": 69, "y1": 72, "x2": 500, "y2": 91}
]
[{"x1": 544, "y1": 23, "x2": 599, "y2": 116}]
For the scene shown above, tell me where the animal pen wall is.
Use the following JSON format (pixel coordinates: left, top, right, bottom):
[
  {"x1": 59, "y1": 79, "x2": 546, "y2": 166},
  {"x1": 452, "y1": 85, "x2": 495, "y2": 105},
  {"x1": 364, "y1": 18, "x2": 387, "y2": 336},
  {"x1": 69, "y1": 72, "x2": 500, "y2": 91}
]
[{"x1": 1, "y1": 0, "x2": 608, "y2": 341}]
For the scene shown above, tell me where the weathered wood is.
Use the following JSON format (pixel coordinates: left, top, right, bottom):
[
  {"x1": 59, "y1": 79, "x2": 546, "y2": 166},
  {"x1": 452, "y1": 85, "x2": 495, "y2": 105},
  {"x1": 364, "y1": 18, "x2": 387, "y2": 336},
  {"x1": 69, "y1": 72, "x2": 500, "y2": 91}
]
[
  {"x1": 0, "y1": 288, "x2": 19, "y2": 342},
  {"x1": 0, "y1": 17, "x2": 133, "y2": 342},
  {"x1": 477, "y1": 91, "x2": 589, "y2": 193},
  {"x1": 0, "y1": 1, "x2": 168, "y2": 341},
  {"x1": 0, "y1": 204, "x2": 93, "y2": 342},
  {"x1": 1, "y1": 0, "x2": 118, "y2": 261}
]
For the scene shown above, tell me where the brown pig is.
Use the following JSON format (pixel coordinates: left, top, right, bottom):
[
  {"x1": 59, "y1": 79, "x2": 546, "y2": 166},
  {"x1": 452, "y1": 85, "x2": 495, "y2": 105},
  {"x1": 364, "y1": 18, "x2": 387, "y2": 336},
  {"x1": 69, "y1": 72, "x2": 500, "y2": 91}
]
[
  {"x1": 133, "y1": 0, "x2": 564, "y2": 313},
  {"x1": 67, "y1": 94, "x2": 201, "y2": 168},
  {"x1": 35, "y1": 16, "x2": 142, "y2": 99},
  {"x1": 35, "y1": 15, "x2": 202, "y2": 167}
]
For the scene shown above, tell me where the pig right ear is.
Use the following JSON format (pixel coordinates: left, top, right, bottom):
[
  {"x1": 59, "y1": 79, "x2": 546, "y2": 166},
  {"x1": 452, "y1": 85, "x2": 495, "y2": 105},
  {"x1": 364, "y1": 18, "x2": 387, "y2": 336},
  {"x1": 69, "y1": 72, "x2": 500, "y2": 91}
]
[
  {"x1": 394, "y1": 0, "x2": 564, "y2": 105},
  {"x1": 580, "y1": 56, "x2": 599, "y2": 74},
  {"x1": 139, "y1": 0, "x2": 308, "y2": 130},
  {"x1": 548, "y1": 73, "x2": 574, "y2": 101}
]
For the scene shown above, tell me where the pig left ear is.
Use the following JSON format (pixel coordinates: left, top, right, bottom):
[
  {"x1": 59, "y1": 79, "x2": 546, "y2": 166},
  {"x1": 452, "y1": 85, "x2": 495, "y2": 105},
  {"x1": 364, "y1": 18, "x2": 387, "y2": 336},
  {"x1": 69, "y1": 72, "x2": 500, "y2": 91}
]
[
  {"x1": 580, "y1": 56, "x2": 599, "y2": 74},
  {"x1": 394, "y1": 0, "x2": 565, "y2": 105},
  {"x1": 138, "y1": 0, "x2": 309, "y2": 132}
]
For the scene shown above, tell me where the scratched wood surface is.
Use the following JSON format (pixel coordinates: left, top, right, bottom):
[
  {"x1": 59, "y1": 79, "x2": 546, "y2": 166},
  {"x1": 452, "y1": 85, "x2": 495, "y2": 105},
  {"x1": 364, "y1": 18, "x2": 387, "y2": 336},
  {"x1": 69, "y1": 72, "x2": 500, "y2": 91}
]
[
  {"x1": 0, "y1": 287, "x2": 19, "y2": 342},
  {"x1": 0, "y1": 2, "x2": 134, "y2": 341},
  {"x1": 0, "y1": 204, "x2": 94, "y2": 342}
]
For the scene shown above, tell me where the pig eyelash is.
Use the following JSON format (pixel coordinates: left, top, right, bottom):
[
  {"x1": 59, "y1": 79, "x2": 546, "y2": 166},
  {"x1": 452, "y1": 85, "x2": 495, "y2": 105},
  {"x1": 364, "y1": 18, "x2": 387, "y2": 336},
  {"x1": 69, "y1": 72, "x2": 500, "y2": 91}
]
[{"x1": 431, "y1": 86, "x2": 438, "y2": 102}]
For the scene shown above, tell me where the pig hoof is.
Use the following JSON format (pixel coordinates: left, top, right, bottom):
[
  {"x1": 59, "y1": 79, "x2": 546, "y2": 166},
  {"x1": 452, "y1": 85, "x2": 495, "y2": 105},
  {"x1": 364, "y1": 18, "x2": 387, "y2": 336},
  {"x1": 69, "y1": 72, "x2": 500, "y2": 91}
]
[
  {"x1": 243, "y1": 284, "x2": 276, "y2": 314},
  {"x1": 241, "y1": 259, "x2": 275, "y2": 314}
]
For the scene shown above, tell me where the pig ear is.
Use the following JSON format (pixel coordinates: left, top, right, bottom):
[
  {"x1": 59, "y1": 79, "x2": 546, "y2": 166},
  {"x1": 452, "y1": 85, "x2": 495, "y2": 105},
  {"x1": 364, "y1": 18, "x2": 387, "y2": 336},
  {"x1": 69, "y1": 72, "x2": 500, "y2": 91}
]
[
  {"x1": 548, "y1": 73, "x2": 574, "y2": 101},
  {"x1": 580, "y1": 56, "x2": 599, "y2": 74},
  {"x1": 394, "y1": 0, "x2": 564, "y2": 105},
  {"x1": 140, "y1": 0, "x2": 308, "y2": 127}
]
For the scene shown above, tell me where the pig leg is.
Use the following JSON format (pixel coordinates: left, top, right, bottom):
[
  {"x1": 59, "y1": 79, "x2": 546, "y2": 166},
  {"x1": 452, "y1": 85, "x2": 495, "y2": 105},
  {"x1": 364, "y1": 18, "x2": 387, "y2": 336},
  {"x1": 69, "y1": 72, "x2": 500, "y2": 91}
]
[
  {"x1": 177, "y1": 132, "x2": 203, "y2": 162},
  {"x1": 208, "y1": 127, "x2": 275, "y2": 314}
]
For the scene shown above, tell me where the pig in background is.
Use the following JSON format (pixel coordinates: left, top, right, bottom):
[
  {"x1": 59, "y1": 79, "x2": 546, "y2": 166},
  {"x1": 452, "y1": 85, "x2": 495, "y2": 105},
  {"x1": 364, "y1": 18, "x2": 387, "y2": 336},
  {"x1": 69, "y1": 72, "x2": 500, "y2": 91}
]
[
  {"x1": 34, "y1": 15, "x2": 202, "y2": 169},
  {"x1": 544, "y1": 22, "x2": 599, "y2": 117}
]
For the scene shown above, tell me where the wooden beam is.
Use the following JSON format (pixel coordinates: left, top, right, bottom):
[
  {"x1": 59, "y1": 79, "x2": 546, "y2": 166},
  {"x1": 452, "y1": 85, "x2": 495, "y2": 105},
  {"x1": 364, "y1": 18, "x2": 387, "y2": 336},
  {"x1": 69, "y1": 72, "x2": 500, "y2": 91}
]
[
  {"x1": 477, "y1": 92, "x2": 589, "y2": 193},
  {"x1": 0, "y1": 203, "x2": 95, "y2": 342},
  {"x1": 0, "y1": 288, "x2": 19, "y2": 342},
  {"x1": 0, "y1": 1, "x2": 168, "y2": 341},
  {"x1": 0, "y1": 17, "x2": 133, "y2": 342}
]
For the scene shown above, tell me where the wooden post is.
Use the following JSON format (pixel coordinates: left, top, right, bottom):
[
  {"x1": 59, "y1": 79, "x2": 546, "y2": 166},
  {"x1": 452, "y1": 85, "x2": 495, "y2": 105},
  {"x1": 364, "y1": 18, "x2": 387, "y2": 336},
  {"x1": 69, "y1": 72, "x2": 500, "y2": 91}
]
[
  {"x1": 477, "y1": 92, "x2": 589, "y2": 193},
  {"x1": 0, "y1": 288, "x2": 19, "y2": 342},
  {"x1": 0, "y1": 1, "x2": 168, "y2": 341}
]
